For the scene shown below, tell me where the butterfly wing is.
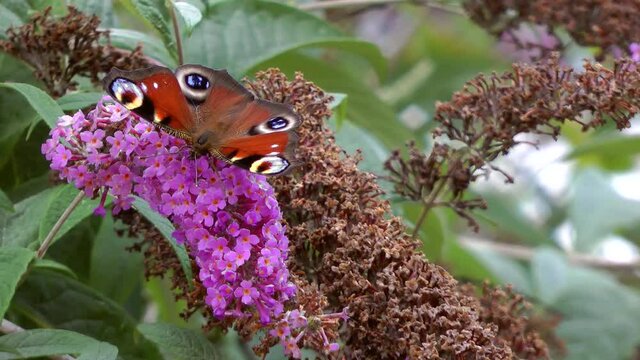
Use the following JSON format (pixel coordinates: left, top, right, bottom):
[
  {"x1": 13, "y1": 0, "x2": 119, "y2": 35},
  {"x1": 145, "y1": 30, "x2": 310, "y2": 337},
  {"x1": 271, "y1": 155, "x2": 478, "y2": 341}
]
[
  {"x1": 175, "y1": 64, "x2": 301, "y2": 175},
  {"x1": 103, "y1": 66, "x2": 194, "y2": 140}
]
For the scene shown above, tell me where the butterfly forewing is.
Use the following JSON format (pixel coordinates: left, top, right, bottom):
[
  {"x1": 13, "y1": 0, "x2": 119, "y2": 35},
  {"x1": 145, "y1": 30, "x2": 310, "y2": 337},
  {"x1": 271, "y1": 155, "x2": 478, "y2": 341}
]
[{"x1": 104, "y1": 66, "x2": 194, "y2": 138}]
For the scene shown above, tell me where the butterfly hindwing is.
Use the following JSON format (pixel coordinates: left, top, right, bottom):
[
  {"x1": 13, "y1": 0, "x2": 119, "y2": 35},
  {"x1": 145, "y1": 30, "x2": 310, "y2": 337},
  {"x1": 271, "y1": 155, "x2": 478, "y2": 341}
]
[
  {"x1": 104, "y1": 66, "x2": 194, "y2": 139},
  {"x1": 175, "y1": 64, "x2": 301, "y2": 175},
  {"x1": 217, "y1": 132, "x2": 297, "y2": 175}
]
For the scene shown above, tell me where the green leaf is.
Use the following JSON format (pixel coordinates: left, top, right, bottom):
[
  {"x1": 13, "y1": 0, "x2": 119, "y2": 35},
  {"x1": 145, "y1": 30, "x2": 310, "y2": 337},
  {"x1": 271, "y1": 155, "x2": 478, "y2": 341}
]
[
  {"x1": 330, "y1": 120, "x2": 389, "y2": 176},
  {"x1": 31, "y1": 258, "x2": 77, "y2": 279},
  {"x1": 0, "y1": 247, "x2": 34, "y2": 319},
  {"x1": 0, "y1": 187, "x2": 58, "y2": 248},
  {"x1": 569, "y1": 168, "x2": 640, "y2": 252},
  {"x1": 479, "y1": 192, "x2": 550, "y2": 245},
  {"x1": 0, "y1": 4, "x2": 22, "y2": 38},
  {"x1": 108, "y1": 28, "x2": 177, "y2": 67},
  {"x1": 0, "y1": 123, "x2": 50, "y2": 194},
  {"x1": 0, "y1": 189, "x2": 14, "y2": 212},
  {"x1": 144, "y1": 278, "x2": 187, "y2": 324},
  {"x1": 12, "y1": 269, "x2": 161, "y2": 360},
  {"x1": 187, "y1": 0, "x2": 386, "y2": 77},
  {"x1": 0, "y1": 0, "x2": 30, "y2": 21},
  {"x1": 564, "y1": 133, "x2": 640, "y2": 171},
  {"x1": 467, "y1": 246, "x2": 533, "y2": 295},
  {"x1": 132, "y1": 196, "x2": 194, "y2": 287},
  {"x1": 67, "y1": 0, "x2": 115, "y2": 27},
  {"x1": 0, "y1": 83, "x2": 64, "y2": 129},
  {"x1": 173, "y1": 1, "x2": 202, "y2": 34},
  {"x1": 566, "y1": 134, "x2": 640, "y2": 160},
  {"x1": 328, "y1": 92, "x2": 348, "y2": 130},
  {"x1": 442, "y1": 238, "x2": 497, "y2": 282},
  {"x1": 38, "y1": 185, "x2": 108, "y2": 247},
  {"x1": 0, "y1": 344, "x2": 19, "y2": 356},
  {"x1": 537, "y1": 250, "x2": 640, "y2": 360},
  {"x1": 530, "y1": 247, "x2": 568, "y2": 304},
  {"x1": 397, "y1": 203, "x2": 447, "y2": 262},
  {"x1": 0, "y1": 329, "x2": 118, "y2": 360},
  {"x1": 257, "y1": 52, "x2": 412, "y2": 149},
  {"x1": 90, "y1": 215, "x2": 143, "y2": 304},
  {"x1": 128, "y1": 0, "x2": 174, "y2": 51},
  {"x1": 57, "y1": 92, "x2": 102, "y2": 111},
  {"x1": 44, "y1": 217, "x2": 98, "y2": 284},
  {"x1": 138, "y1": 323, "x2": 220, "y2": 360},
  {"x1": 0, "y1": 54, "x2": 40, "y2": 143}
]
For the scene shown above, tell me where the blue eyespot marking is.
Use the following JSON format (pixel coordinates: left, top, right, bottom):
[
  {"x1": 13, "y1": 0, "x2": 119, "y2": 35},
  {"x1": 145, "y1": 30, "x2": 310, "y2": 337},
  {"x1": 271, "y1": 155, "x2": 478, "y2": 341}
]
[
  {"x1": 267, "y1": 117, "x2": 288, "y2": 130},
  {"x1": 185, "y1": 73, "x2": 210, "y2": 90}
]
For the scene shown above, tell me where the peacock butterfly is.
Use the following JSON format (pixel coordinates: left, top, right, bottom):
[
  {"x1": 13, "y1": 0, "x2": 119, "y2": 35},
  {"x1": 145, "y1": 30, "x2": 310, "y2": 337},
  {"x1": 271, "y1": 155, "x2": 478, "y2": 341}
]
[{"x1": 103, "y1": 65, "x2": 300, "y2": 176}]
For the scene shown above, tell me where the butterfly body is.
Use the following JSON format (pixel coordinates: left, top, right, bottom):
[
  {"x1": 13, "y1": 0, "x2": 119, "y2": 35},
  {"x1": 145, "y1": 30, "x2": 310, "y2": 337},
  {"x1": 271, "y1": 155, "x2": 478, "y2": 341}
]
[{"x1": 104, "y1": 65, "x2": 300, "y2": 175}]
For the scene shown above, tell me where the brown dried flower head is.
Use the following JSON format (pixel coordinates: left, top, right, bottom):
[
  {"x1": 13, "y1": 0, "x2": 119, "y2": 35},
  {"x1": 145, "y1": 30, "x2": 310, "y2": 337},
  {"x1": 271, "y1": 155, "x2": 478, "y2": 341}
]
[
  {"x1": 460, "y1": 283, "x2": 560, "y2": 359},
  {"x1": 388, "y1": 54, "x2": 640, "y2": 234},
  {"x1": 0, "y1": 6, "x2": 150, "y2": 97},
  {"x1": 246, "y1": 70, "x2": 550, "y2": 359}
]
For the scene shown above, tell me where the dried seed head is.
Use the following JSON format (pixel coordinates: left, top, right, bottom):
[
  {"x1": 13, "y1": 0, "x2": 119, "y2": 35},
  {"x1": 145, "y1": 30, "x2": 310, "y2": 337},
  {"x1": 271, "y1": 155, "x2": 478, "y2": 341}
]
[{"x1": 0, "y1": 6, "x2": 150, "y2": 97}]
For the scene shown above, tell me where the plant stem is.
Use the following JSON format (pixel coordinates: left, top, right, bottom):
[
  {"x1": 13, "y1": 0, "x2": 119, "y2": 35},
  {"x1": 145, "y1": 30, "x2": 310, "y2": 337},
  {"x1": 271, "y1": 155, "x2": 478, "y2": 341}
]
[
  {"x1": 169, "y1": 0, "x2": 184, "y2": 66},
  {"x1": 36, "y1": 191, "x2": 85, "y2": 259},
  {"x1": 1, "y1": 319, "x2": 76, "y2": 360},
  {"x1": 411, "y1": 179, "x2": 447, "y2": 238},
  {"x1": 411, "y1": 203, "x2": 430, "y2": 239}
]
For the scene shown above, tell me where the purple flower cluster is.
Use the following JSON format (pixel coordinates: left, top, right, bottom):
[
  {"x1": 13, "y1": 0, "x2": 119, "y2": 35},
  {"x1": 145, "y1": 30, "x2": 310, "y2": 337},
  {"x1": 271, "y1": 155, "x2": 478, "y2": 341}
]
[
  {"x1": 630, "y1": 43, "x2": 640, "y2": 62},
  {"x1": 42, "y1": 97, "x2": 295, "y2": 325},
  {"x1": 269, "y1": 309, "x2": 347, "y2": 358}
]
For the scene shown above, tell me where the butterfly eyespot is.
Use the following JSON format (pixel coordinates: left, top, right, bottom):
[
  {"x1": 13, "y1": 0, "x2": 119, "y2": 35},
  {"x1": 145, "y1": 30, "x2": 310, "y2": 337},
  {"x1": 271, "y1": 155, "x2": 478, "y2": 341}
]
[
  {"x1": 249, "y1": 156, "x2": 290, "y2": 175},
  {"x1": 185, "y1": 73, "x2": 210, "y2": 90},
  {"x1": 267, "y1": 117, "x2": 289, "y2": 130},
  {"x1": 110, "y1": 78, "x2": 144, "y2": 110}
]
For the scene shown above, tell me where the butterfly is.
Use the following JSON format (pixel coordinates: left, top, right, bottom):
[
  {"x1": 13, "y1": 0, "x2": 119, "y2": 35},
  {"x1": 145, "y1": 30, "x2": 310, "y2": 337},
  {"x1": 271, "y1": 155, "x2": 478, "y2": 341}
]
[{"x1": 103, "y1": 64, "x2": 300, "y2": 176}]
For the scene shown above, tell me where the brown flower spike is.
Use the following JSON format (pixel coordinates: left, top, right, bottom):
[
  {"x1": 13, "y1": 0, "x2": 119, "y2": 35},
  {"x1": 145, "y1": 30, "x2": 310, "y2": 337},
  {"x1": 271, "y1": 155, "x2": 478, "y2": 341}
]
[
  {"x1": 247, "y1": 70, "x2": 549, "y2": 359},
  {"x1": 0, "y1": 6, "x2": 149, "y2": 97},
  {"x1": 123, "y1": 69, "x2": 551, "y2": 358},
  {"x1": 387, "y1": 54, "x2": 640, "y2": 236}
]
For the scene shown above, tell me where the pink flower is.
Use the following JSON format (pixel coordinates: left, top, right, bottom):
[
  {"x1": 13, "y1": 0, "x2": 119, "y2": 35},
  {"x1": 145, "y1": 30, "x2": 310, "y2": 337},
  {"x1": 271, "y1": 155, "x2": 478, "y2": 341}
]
[
  {"x1": 42, "y1": 97, "x2": 295, "y2": 326},
  {"x1": 234, "y1": 280, "x2": 260, "y2": 305},
  {"x1": 630, "y1": 43, "x2": 640, "y2": 62}
]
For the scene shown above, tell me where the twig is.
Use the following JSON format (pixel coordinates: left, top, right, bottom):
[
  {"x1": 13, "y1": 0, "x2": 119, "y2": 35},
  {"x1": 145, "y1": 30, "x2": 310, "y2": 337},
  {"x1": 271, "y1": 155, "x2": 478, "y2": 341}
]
[
  {"x1": 459, "y1": 236, "x2": 640, "y2": 272},
  {"x1": 1, "y1": 319, "x2": 76, "y2": 360},
  {"x1": 36, "y1": 191, "x2": 85, "y2": 259},
  {"x1": 169, "y1": 0, "x2": 184, "y2": 66},
  {"x1": 411, "y1": 179, "x2": 447, "y2": 238}
]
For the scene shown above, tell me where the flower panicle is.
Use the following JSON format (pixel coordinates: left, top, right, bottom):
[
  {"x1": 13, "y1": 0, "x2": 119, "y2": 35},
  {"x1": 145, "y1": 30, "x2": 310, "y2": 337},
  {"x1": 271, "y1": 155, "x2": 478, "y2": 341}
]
[
  {"x1": 42, "y1": 97, "x2": 296, "y2": 332},
  {"x1": 0, "y1": 6, "x2": 149, "y2": 97},
  {"x1": 387, "y1": 54, "x2": 640, "y2": 232}
]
